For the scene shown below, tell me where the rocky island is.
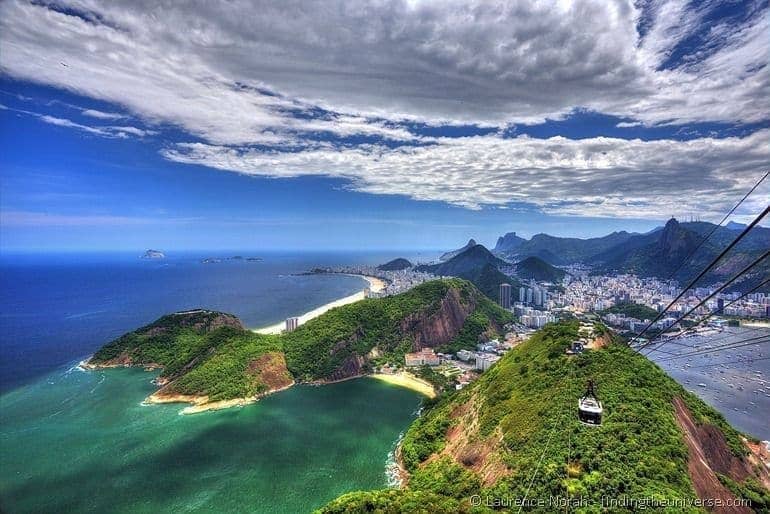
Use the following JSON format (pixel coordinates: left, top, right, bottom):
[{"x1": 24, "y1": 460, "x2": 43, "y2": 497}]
[{"x1": 141, "y1": 249, "x2": 165, "y2": 259}]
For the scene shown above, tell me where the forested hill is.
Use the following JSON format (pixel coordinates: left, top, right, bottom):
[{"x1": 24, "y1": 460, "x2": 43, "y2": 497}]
[
  {"x1": 491, "y1": 219, "x2": 770, "y2": 288},
  {"x1": 87, "y1": 279, "x2": 512, "y2": 404},
  {"x1": 319, "y1": 321, "x2": 770, "y2": 513},
  {"x1": 417, "y1": 244, "x2": 519, "y2": 302},
  {"x1": 515, "y1": 256, "x2": 566, "y2": 283}
]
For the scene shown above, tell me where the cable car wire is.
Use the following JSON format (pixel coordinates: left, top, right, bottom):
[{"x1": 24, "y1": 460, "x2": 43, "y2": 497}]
[
  {"x1": 635, "y1": 249, "x2": 769, "y2": 354},
  {"x1": 640, "y1": 277, "x2": 770, "y2": 356},
  {"x1": 665, "y1": 171, "x2": 768, "y2": 284},
  {"x1": 629, "y1": 205, "x2": 769, "y2": 349}
]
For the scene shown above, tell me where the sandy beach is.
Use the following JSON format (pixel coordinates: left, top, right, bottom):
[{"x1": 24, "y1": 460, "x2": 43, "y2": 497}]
[
  {"x1": 144, "y1": 382, "x2": 295, "y2": 414},
  {"x1": 254, "y1": 274, "x2": 385, "y2": 335},
  {"x1": 371, "y1": 372, "x2": 436, "y2": 398}
]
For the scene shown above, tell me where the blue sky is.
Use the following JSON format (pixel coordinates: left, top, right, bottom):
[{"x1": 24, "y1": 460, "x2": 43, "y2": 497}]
[{"x1": 1, "y1": 0, "x2": 768, "y2": 252}]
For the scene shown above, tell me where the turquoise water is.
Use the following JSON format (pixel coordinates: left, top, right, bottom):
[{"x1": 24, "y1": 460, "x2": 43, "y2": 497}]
[{"x1": 0, "y1": 365, "x2": 422, "y2": 513}]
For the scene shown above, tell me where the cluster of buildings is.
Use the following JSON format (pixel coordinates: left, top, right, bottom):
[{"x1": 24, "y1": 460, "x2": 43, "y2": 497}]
[
  {"x1": 555, "y1": 274, "x2": 770, "y2": 330},
  {"x1": 404, "y1": 335, "x2": 528, "y2": 388},
  {"x1": 498, "y1": 283, "x2": 551, "y2": 309},
  {"x1": 327, "y1": 265, "x2": 435, "y2": 297}
]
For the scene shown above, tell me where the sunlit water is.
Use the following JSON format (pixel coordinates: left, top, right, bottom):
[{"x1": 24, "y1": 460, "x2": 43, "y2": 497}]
[
  {"x1": 647, "y1": 325, "x2": 770, "y2": 440},
  {"x1": 0, "y1": 366, "x2": 421, "y2": 513},
  {"x1": 0, "y1": 251, "x2": 424, "y2": 513}
]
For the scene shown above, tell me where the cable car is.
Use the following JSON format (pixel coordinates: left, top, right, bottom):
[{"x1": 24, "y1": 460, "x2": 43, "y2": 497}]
[{"x1": 578, "y1": 380, "x2": 603, "y2": 426}]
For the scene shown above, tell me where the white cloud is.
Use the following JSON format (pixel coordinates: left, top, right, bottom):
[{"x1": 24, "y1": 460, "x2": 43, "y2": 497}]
[
  {"x1": 162, "y1": 129, "x2": 770, "y2": 219},
  {"x1": 0, "y1": 0, "x2": 766, "y2": 136},
  {"x1": 30, "y1": 112, "x2": 152, "y2": 138},
  {"x1": 81, "y1": 108, "x2": 125, "y2": 120},
  {"x1": 0, "y1": 0, "x2": 767, "y2": 219}
]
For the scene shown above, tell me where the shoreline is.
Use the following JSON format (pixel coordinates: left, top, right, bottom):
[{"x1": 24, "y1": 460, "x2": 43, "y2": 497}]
[
  {"x1": 253, "y1": 274, "x2": 385, "y2": 335},
  {"x1": 140, "y1": 374, "x2": 430, "y2": 414},
  {"x1": 371, "y1": 372, "x2": 436, "y2": 398},
  {"x1": 143, "y1": 381, "x2": 295, "y2": 414}
]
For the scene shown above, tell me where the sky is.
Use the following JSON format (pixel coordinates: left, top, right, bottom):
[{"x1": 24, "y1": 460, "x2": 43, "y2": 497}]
[{"x1": 0, "y1": 0, "x2": 768, "y2": 252}]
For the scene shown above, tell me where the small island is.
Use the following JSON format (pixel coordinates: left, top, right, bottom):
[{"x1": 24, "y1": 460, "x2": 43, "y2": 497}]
[{"x1": 141, "y1": 249, "x2": 165, "y2": 259}]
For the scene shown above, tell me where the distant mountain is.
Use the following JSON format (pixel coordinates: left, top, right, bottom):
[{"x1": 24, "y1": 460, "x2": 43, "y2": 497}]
[
  {"x1": 377, "y1": 258, "x2": 413, "y2": 271},
  {"x1": 417, "y1": 244, "x2": 517, "y2": 301},
  {"x1": 491, "y1": 219, "x2": 769, "y2": 287},
  {"x1": 495, "y1": 231, "x2": 634, "y2": 265},
  {"x1": 494, "y1": 232, "x2": 526, "y2": 253},
  {"x1": 725, "y1": 221, "x2": 747, "y2": 231},
  {"x1": 594, "y1": 218, "x2": 770, "y2": 286},
  {"x1": 515, "y1": 256, "x2": 566, "y2": 283},
  {"x1": 439, "y1": 239, "x2": 477, "y2": 262}
]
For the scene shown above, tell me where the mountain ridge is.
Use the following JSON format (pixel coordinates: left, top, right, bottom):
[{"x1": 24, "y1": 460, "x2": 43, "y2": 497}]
[
  {"x1": 490, "y1": 218, "x2": 769, "y2": 286},
  {"x1": 87, "y1": 279, "x2": 513, "y2": 409},
  {"x1": 417, "y1": 245, "x2": 518, "y2": 301},
  {"x1": 319, "y1": 320, "x2": 770, "y2": 512}
]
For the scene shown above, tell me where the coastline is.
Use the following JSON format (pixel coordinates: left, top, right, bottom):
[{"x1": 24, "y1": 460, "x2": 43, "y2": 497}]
[
  {"x1": 142, "y1": 373, "x2": 430, "y2": 414},
  {"x1": 253, "y1": 274, "x2": 386, "y2": 335},
  {"x1": 371, "y1": 372, "x2": 436, "y2": 398},
  {"x1": 144, "y1": 382, "x2": 295, "y2": 414}
]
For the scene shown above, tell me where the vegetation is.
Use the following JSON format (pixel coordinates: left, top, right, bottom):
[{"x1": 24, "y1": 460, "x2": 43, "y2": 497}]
[
  {"x1": 316, "y1": 489, "x2": 474, "y2": 514},
  {"x1": 168, "y1": 332, "x2": 286, "y2": 402},
  {"x1": 90, "y1": 279, "x2": 511, "y2": 401},
  {"x1": 417, "y1": 245, "x2": 520, "y2": 302},
  {"x1": 600, "y1": 302, "x2": 659, "y2": 320},
  {"x1": 378, "y1": 257, "x2": 413, "y2": 271},
  {"x1": 322, "y1": 320, "x2": 769, "y2": 512},
  {"x1": 515, "y1": 256, "x2": 566, "y2": 283}
]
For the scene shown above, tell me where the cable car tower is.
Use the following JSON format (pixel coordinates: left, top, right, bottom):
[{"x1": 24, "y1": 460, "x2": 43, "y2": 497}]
[{"x1": 578, "y1": 380, "x2": 603, "y2": 426}]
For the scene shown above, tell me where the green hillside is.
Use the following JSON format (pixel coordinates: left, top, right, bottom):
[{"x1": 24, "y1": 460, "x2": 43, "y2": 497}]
[
  {"x1": 89, "y1": 279, "x2": 513, "y2": 401},
  {"x1": 600, "y1": 303, "x2": 659, "y2": 320},
  {"x1": 417, "y1": 245, "x2": 519, "y2": 301},
  {"x1": 515, "y1": 256, "x2": 566, "y2": 283},
  {"x1": 319, "y1": 321, "x2": 770, "y2": 513},
  {"x1": 378, "y1": 257, "x2": 413, "y2": 271},
  {"x1": 283, "y1": 278, "x2": 512, "y2": 381}
]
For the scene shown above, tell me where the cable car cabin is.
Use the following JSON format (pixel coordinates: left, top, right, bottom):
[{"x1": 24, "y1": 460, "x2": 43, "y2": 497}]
[{"x1": 578, "y1": 380, "x2": 604, "y2": 426}]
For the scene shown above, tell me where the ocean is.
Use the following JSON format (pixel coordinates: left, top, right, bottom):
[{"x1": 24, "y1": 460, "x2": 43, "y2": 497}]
[
  {"x1": 0, "y1": 251, "x2": 399, "y2": 391},
  {"x1": 647, "y1": 326, "x2": 770, "y2": 441},
  {"x1": 0, "y1": 251, "x2": 423, "y2": 513},
  {"x1": 2, "y1": 252, "x2": 768, "y2": 513}
]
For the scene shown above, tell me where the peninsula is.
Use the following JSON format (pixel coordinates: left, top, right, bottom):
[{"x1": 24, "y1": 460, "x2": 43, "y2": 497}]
[{"x1": 85, "y1": 279, "x2": 511, "y2": 412}]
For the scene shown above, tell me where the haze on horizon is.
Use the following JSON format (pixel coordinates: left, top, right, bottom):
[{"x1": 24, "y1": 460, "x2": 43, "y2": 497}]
[{"x1": 1, "y1": 0, "x2": 768, "y2": 252}]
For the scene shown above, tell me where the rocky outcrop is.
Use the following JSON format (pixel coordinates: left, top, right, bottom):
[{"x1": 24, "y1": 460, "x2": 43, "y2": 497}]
[
  {"x1": 673, "y1": 397, "x2": 768, "y2": 513},
  {"x1": 162, "y1": 310, "x2": 243, "y2": 332},
  {"x1": 247, "y1": 352, "x2": 294, "y2": 391},
  {"x1": 401, "y1": 287, "x2": 476, "y2": 350},
  {"x1": 327, "y1": 354, "x2": 367, "y2": 382}
]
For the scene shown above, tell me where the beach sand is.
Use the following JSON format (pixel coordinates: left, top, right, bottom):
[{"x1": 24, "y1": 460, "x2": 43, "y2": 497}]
[
  {"x1": 144, "y1": 382, "x2": 295, "y2": 414},
  {"x1": 253, "y1": 275, "x2": 385, "y2": 335},
  {"x1": 371, "y1": 372, "x2": 436, "y2": 398}
]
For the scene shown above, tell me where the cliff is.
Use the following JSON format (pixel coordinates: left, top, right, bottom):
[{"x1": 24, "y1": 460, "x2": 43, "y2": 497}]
[
  {"x1": 87, "y1": 279, "x2": 512, "y2": 407},
  {"x1": 282, "y1": 279, "x2": 512, "y2": 382},
  {"x1": 320, "y1": 321, "x2": 770, "y2": 512}
]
